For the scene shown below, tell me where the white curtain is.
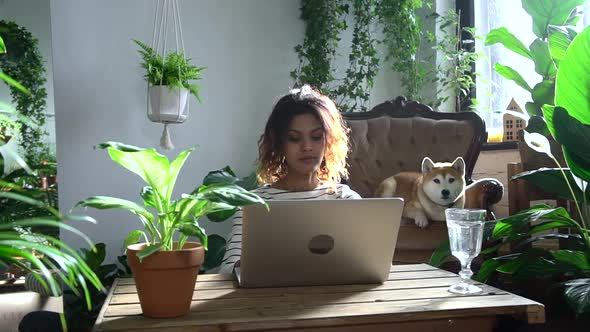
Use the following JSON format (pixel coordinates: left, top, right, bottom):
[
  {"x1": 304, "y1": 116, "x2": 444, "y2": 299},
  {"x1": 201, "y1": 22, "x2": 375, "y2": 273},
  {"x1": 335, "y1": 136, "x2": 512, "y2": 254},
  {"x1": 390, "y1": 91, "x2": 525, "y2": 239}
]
[{"x1": 474, "y1": 0, "x2": 589, "y2": 139}]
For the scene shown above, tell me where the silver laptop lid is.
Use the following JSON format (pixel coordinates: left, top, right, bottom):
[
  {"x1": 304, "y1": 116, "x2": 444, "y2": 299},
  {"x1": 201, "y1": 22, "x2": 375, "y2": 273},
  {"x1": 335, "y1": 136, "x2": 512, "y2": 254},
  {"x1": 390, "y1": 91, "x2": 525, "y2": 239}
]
[{"x1": 238, "y1": 198, "x2": 403, "y2": 288}]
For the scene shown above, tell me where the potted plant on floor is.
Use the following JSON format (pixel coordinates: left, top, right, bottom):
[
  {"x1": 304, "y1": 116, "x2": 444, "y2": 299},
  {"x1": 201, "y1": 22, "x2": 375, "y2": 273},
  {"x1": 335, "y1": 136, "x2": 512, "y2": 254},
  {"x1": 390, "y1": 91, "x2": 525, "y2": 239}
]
[
  {"x1": 134, "y1": 39, "x2": 205, "y2": 124},
  {"x1": 432, "y1": 25, "x2": 590, "y2": 321},
  {"x1": 76, "y1": 142, "x2": 266, "y2": 318}
]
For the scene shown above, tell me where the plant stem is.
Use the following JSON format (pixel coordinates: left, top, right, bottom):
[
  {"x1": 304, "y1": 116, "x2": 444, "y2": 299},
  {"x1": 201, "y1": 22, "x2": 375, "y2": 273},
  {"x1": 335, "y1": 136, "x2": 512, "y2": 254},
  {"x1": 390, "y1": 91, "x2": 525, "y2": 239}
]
[{"x1": 553, "y1": 157, "x2": 590, "y2": 246}]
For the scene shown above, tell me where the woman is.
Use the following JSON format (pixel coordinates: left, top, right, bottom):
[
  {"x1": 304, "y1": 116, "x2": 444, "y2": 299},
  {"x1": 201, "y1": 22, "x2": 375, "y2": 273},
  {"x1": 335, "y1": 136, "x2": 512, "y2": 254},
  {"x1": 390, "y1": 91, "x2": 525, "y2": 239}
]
[{"x1": 219, "y1": 85, "x2": 360, "y2": 273}]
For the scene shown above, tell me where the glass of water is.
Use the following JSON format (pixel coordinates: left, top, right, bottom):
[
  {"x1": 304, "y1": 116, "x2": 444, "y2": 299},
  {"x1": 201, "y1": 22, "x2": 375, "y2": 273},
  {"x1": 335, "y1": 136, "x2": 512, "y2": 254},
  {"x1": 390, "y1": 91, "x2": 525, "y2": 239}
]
[{"x1": 445, "y1": 208, "x2": 487, "y2": 295}]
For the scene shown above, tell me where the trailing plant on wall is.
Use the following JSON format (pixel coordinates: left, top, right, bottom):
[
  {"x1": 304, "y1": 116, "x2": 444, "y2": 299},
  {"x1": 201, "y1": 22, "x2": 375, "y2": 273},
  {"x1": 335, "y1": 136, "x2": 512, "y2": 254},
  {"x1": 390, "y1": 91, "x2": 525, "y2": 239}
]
[
  {"x1": 0, "y1": 20, "x2": 50, "y2": 164},
  {"x1": 378, "y1": 0, "x2": 425, "y2": 101},
  {"x1": 292, "y1": 1, "x2": 477, "y2": 113}
]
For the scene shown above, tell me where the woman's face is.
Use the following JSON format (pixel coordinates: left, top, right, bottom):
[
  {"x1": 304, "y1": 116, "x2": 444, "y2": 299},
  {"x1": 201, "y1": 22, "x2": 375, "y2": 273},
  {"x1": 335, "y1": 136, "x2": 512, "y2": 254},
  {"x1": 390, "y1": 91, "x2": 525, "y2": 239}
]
[{"x1": 283, "y1": 112, "x2": 326, "y2": 177}]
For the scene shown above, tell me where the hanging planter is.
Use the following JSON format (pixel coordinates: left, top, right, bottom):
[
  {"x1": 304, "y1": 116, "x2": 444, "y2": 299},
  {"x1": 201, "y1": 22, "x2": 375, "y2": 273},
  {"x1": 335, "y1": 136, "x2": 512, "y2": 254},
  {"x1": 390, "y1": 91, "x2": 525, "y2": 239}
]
[{"x1": 134, "y1": 0, "x2": 205, "y2": 150}]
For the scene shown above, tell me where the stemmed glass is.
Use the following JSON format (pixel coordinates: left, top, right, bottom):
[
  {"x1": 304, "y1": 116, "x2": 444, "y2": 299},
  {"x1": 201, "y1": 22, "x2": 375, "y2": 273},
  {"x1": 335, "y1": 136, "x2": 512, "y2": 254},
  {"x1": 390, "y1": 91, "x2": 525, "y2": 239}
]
[{"x1": 445, "y1": 208, "x2": 487, "y2": 295}]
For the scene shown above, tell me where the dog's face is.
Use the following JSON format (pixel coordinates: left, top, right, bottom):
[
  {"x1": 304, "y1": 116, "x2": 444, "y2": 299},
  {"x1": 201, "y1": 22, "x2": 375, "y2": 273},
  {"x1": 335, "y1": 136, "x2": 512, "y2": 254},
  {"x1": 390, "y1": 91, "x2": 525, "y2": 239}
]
[{"x1": 421, "y1": 157, "x2": 466, "y2": 206}]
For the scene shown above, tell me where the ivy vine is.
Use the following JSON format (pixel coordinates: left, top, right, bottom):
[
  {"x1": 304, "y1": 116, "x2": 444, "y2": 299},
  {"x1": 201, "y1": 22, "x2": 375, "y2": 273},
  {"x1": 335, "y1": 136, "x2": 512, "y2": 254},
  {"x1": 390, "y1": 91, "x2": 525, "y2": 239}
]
[
  {"x1": 0, "y1": 20, "x2": 49, "y2": 163},
  {"x1": 292, "y1": 0, "x2": 428, "y2": 112}
]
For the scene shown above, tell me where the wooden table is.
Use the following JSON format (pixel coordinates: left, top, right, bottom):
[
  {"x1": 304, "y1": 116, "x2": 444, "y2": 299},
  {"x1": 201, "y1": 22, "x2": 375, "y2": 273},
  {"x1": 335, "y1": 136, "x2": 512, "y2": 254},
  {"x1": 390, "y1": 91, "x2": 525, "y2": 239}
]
[{"x1": 93, "y1": 264, "x2": 544, "y2": 332}]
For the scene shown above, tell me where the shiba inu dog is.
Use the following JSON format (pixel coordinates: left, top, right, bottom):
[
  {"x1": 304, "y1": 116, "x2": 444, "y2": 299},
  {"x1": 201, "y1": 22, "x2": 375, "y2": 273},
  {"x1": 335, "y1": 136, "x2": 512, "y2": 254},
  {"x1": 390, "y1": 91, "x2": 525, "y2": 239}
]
[{"x1": 375, "y1": 157, "x2": 466, "y2": 228}]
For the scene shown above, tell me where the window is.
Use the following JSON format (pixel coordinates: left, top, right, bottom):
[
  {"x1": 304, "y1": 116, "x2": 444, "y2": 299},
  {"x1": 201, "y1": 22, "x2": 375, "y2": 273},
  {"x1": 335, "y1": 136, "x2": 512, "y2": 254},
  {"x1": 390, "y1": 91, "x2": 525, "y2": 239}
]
[{"x1": 473, "y1": 0, "x2": 590, "y2": 138}]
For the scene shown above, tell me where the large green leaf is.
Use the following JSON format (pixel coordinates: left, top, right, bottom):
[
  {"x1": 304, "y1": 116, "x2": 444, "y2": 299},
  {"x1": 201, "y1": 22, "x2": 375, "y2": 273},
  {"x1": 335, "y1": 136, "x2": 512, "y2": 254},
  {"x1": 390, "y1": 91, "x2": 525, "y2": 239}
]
[
  {"x1": 494, "y1": 63, "x2": 532, "y2": 92},
  {"x1": 563, "y1": 278, "x2": 590, "y2": 317},
  {"x1": 202, "y1": 166, "x2": 239, "y2": 186},
  {"x1": 0, "y1": 36, "x2": 5, "y2": 53},
  {"x1": 548, "y1": 25, "x2": 577, "y2": 67},
  {"x1": 192, "y1": 183, "x2": 267, "y2": 207},
  {"x1": 0, "y1": 71, "x2": 30, "y2": 94},
  {"x1": 531, "y1": 80, "x2": 555, "y2": 110},
  {"x1": 555, "y1": 26, "x2": 590, "y2": 125},
  {"x1": 99, "y1": 143, "x2": 170, "y2": 196},
  {"x1": 542, "y1": 104, "x2": 557, "y2": 138},
  {"x1": 124, "y1": 230, "x2": 146, "y2": 248},
  {"x1": 552, "y1": 107, "x2": 590, "y2": 182},
  {"x1": 177, "y1": 220, "x2": 207, "y2": 250},
  {"x1": 75, "y1": 196, "x2": 154, "y2": 224},
  {"x1": 140, "y1": 186, "x2": 157, "y2": 209},
  {"x1": 166, "y1": 147, "x2": 195, "y2": 202},
  {"x1": 512, "y1": 168, "x2": 588, "y2": 201},
  {"x1": 551, "y1": 250, "x2": 590, "y2": 270},
  {"x1": 493, "y1": 205, "x2": 571, "y2": 238},
  {"x1": 202, "y1": 234, "x2": 227, "y2": 271},
  {"x1": 522, "y1": 0, "x2": 586, "y2": 38},
  {"x1": 484, "y1": 27, "x2": 532, "y2": 59},
  {"x1": 475, "y1": 258, "x2": 505, "y2": 282},
  {"x1": 529, "y1": 39, "x2": 557, "y2": 78}
]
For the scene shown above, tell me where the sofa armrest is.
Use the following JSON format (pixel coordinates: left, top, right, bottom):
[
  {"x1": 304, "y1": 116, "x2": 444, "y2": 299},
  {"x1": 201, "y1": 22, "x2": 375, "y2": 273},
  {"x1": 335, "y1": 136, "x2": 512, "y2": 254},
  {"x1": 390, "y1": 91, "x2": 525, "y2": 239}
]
[{"x1": 464, "y1": 178, "x2": 504, "y2": 220}]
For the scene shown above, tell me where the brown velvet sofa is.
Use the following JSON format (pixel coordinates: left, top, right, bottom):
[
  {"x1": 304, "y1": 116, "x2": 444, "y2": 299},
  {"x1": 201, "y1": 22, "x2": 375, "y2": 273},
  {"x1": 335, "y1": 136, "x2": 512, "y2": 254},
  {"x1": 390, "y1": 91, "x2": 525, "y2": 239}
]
[{"x1": 342, "y1": 97, "x2": 504, "y2": 264}]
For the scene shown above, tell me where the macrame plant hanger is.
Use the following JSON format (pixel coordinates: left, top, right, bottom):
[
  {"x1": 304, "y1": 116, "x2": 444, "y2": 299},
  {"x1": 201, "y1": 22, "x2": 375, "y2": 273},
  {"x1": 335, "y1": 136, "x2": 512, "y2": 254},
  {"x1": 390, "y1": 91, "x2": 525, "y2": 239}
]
[{"x1": 147, "y1": 0, "x2": 188, "y2": 150}]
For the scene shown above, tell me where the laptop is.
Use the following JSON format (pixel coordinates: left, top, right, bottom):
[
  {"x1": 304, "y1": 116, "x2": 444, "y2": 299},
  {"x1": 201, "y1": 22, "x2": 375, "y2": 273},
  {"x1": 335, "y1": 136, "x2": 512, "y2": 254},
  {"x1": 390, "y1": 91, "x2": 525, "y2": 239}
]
[{"x1": 235, "y1": 198, "x2": 404, "y2": 288}]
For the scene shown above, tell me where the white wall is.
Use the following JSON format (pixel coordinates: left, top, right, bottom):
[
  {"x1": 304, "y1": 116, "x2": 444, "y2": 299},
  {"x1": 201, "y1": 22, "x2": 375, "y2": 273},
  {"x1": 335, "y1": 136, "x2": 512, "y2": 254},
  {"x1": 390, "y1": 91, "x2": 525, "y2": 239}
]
[
  {"x1": 51, "y1": 0, "x2": 403, "y2": 263},
  {"x1": 0, "y1": 0, "x2": 55, "y2": 169}
]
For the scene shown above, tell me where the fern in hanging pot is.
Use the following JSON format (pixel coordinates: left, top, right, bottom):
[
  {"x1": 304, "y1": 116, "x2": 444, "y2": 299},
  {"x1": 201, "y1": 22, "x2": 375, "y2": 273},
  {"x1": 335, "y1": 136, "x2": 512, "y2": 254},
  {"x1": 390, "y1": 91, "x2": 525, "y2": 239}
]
[{"x1": 134, "y1": 39, "x2": 204, "y2": 124}]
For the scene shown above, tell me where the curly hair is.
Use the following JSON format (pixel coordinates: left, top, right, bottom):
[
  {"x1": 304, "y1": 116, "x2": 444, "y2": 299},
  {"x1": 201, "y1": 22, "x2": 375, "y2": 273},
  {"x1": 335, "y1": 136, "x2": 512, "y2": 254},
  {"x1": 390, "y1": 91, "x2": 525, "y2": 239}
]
[{"x1": 257, "y1": 85, "x2": 350, "y2": 185}]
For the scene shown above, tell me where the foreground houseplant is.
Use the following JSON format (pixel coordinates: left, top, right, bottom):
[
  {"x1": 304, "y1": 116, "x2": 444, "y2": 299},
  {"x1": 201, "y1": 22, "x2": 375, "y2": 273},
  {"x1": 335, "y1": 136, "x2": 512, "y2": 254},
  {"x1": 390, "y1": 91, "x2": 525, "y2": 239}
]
[
  {"x1": 134, "y1": 39, "x2": 205, "y2": 123},
  {"x1": 76, "y1": 142, "x2": 265, "y2": 318},
  {"x1": 431, "y1": 25, "x2": 590, "y2": 319}
]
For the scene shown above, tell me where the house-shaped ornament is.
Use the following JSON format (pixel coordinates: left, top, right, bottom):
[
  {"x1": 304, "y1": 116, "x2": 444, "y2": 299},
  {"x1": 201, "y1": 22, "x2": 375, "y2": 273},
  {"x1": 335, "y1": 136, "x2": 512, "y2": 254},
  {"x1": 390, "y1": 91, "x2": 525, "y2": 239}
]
[{"x1": 502, "y1": 98, "x2": 526, "y2": 142}]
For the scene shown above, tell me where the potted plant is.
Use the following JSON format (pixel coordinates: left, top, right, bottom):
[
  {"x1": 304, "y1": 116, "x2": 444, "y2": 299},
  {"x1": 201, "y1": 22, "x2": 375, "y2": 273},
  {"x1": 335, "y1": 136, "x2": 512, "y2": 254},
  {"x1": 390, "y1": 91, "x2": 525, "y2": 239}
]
[
  {"x1": 133, "y1": 39, "x2": 205, "y2": 123},
  {"x1": 431, "y1": 25, "x2": 590, "y2": 320},
  {"x1": 76, "y1": 142, "x2": 266, "y2": 318},
  {"x1": 484, "y1": 0, "x2": 585, "y2": 168}
]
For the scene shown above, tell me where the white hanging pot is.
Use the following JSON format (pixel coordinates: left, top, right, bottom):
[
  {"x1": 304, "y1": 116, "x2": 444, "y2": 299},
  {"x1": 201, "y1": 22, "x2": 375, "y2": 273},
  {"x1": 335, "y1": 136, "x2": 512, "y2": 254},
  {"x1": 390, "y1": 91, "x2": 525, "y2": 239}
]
[{"x1": 148, "y1": 85, "x2": 189, "y2": 124}]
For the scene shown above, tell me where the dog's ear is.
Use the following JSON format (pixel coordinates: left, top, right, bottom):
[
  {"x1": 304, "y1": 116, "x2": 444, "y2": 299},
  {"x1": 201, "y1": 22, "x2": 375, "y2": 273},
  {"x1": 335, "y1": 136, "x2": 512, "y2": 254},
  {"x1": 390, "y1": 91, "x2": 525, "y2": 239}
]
[
  {"x1": 452, "y1": 157, "x2": 465, "y2": 176},
  {"x1": 421, "y1": 157, "x2": 434, "y2": 174}
]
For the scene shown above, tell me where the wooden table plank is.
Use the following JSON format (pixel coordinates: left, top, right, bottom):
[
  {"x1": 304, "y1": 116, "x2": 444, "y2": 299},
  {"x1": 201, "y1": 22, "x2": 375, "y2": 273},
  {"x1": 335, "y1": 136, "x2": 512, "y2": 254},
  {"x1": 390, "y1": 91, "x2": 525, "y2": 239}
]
[
  {"x1": 113, "y1": 268, "x2": 456, "y2": 294},
  {"x1": 110, "y1": 276, "x2": 470, "y2": 304}
]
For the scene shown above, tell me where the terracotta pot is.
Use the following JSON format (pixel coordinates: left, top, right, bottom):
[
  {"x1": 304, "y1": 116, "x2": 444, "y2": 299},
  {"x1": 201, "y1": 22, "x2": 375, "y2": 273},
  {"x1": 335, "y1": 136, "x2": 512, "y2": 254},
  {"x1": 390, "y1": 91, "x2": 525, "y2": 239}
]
[{"x1": 127, "y1": 242, "x2": 204, "y2": 318}]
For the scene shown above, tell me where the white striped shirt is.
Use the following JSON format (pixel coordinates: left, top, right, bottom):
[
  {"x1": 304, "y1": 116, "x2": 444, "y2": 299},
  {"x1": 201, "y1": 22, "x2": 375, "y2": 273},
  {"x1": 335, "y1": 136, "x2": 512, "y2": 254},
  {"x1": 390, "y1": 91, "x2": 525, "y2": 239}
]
[{"x1": 219, "y1": 183, "x2": 361, "y2": 273}]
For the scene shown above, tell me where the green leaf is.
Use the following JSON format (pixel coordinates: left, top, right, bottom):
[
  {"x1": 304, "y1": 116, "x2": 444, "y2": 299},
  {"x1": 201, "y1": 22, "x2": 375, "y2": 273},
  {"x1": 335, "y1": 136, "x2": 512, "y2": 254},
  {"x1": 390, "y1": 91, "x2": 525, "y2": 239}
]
[
  {"x1": 166, "y1": 147, "x2": 195, "y2": 202},
  {"x1": 548, "y1": 25, "x2": 577, "y2": 67},
  {"x1": 494, "y1": 63, "x2": 532, "y2": 92},
  {"x1": 522, "y1": 0, "x2": 586, "y2": 38},
  {"x1": 98, "y1": 143, "x2": 170, "y2": 196},
  {"x1": 525, "y1": 115, "x2": 550, "y2": 136},
  {"x1": 207, "y1": 207, "x2": 238, "y2": 222},
  {"x1": 140, "y1": 186, "x2": 157, "y2": 209},
  {"x1": 192, "y1": 183, "x2": 266, "y2": 207},
  {"x1": 475, "y1": 258, "x2": 505, "y2": 282},
  {"x1": 555, "y1": 26, "x2": 590, "y2": 125},
  {"x1": 0, "y1": 71, "x2": 30, "y2": 95},
  {"x1": 552, "y1": 107, "x2": 590, "y2": 182},
  {"x1": 563, "y1": 278, "x2": 590, "y2": 317},
  {"x1": 542, "y1": 104, "x2": 557, "y2": 138},
  {"x1": 484, "y1": 27, "x2": 532, "y2": 59},
  {"x1": 124, "y1": 230, "x2": 145, "y2": 248},
  {"x1": 202, "y1": 234, "x2": 226, "y2": 271},
  {"x1": 493, "y1": 205, "x2": 568, "y2": 238},
  {"x1": 177, "y1": 221, "x2": 208, "y2": 250},
  {"x1": 202, "y1": 166, "x2": 239, "y2": 186},
  {"x1": 529, "y1": 39, "x2": 557, "y2": 78},
  {"x1": 136, "y1": 243, "x2": 163, "y2": 261},
  {"x1": 531, "y1": 80, "x2": 555, "y2": 108},
  {"x1": 551, "y1": 250, "x2": 590, "y2": 270},
  {"x1": 525, "y1": 102, "x2": 542, "y2": 118},
  {"x1": 512, "y1": 168, "x2": 587, "y2": 201},
  {"x1": 0, "y1": 36, "x2": 5, "y2": 53},
  {"x1": 75, "y1": 196, "x2": 155, "y2": 224},
  {"x1": 428, "y1": 239, "x2": 450, "y2": 267}
]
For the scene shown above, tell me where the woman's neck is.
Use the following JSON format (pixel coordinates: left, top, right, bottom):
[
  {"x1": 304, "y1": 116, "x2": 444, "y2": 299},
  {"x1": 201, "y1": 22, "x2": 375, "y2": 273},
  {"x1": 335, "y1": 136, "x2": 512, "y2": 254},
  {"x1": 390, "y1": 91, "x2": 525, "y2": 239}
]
[{"x1": 273, "y1": 173, "x2": 320, "y2": 191}]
